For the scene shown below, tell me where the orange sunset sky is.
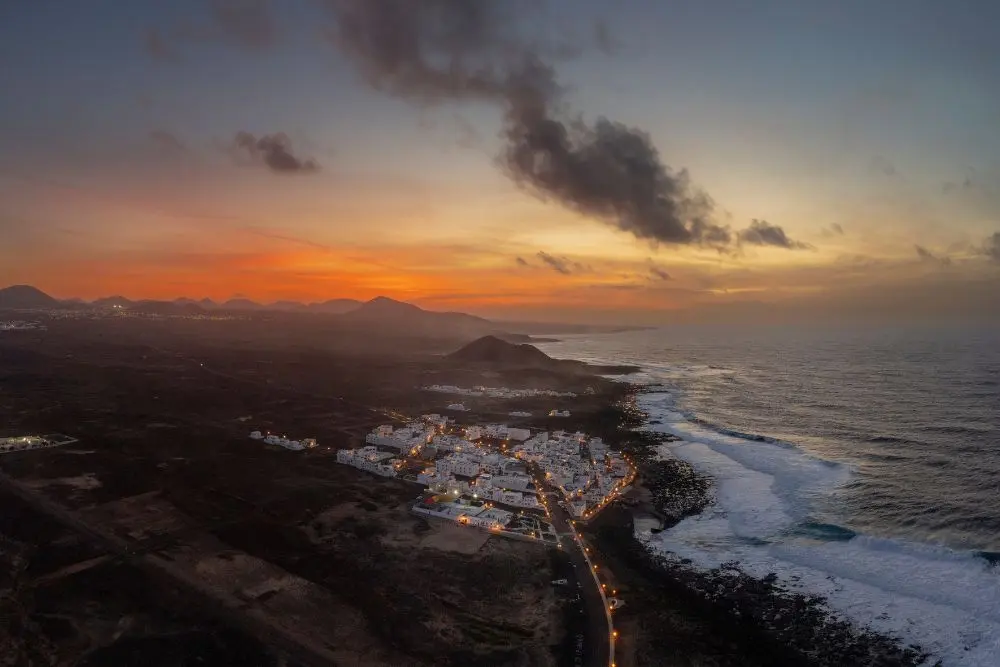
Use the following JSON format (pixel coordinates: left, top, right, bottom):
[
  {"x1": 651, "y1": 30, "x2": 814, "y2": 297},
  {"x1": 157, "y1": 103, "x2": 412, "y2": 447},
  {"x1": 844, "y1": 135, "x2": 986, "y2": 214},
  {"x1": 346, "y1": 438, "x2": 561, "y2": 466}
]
[{"x1": 1, "y1": 0, "x2": 998, "y2": 324}]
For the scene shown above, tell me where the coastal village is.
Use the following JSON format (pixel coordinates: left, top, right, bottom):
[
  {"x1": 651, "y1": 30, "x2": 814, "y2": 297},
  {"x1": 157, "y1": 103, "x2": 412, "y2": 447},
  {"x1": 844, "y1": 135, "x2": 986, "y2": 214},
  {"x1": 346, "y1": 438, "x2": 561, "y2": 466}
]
[{"x1": 245, "y1": 413, "x2": 635, "y2": 544}]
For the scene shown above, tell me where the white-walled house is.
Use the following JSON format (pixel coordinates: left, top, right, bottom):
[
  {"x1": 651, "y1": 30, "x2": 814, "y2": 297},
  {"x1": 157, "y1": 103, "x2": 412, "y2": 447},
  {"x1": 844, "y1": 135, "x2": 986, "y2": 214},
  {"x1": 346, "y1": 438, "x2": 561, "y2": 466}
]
[
  {"x1": 336, "y1": 446, "x2": 399, "y2": 477},
  {"x1": 506, "y1": 427, "x2": 531, "y2": 442}
]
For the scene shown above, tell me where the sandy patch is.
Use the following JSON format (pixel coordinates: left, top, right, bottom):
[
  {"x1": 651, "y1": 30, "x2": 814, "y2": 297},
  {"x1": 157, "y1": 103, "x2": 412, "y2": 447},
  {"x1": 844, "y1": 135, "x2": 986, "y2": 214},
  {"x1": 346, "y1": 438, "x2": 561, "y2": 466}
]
[
  {"x1": 25, "y1": 473, "x2": 102, "y2": 490},
  {"x1": 419, "y1": 521, "x2": 490, "y2": 554}
]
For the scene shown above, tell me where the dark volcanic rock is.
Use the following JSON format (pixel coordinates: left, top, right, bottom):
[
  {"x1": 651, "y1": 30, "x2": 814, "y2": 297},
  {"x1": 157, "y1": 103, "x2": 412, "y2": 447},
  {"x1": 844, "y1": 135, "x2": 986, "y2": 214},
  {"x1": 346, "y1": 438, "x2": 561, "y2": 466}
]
[{"x1": 447, "y1": 335, "x2": 554, "y2": 366}]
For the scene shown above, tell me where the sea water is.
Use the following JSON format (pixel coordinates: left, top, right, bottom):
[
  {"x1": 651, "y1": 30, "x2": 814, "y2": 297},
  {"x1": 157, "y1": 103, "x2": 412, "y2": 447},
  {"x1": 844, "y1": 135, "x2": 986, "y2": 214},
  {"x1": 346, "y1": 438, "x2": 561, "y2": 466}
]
[{"x1": 536, "y1": 324, "x2": 1000, "y2": 667}]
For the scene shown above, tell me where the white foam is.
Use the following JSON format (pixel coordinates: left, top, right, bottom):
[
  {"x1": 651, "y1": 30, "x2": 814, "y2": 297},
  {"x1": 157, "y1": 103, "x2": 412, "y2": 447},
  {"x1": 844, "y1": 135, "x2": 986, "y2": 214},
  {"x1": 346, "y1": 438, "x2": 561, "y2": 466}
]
[
  {"x1": 642, "y1": 391, "x2": 850, "y2": 537},
  {"x1": 638, "y1": 390, "x2": 1000, "y2": 666}
]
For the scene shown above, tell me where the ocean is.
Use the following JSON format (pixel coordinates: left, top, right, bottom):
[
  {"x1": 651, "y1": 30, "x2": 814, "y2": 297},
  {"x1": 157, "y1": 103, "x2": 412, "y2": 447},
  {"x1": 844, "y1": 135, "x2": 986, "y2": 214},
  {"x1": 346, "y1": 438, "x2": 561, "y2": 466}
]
[{"x1": 535, "y1": 324, "x2": 1000, "y2": 667}]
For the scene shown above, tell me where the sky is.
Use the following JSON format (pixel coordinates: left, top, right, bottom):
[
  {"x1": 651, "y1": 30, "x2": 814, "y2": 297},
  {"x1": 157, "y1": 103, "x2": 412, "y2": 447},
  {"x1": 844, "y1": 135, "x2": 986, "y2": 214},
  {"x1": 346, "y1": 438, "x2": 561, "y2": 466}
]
[{"x1": 1, "y1": 0, "x2": 998, "y2": 324}]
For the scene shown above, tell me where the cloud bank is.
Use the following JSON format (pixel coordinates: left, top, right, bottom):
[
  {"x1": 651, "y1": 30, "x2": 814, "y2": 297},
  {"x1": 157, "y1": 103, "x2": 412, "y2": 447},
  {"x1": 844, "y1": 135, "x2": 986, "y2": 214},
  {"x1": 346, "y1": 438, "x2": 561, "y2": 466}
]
[{"x1": 322, "y1": 0, "x2": 799, "y2": 252}]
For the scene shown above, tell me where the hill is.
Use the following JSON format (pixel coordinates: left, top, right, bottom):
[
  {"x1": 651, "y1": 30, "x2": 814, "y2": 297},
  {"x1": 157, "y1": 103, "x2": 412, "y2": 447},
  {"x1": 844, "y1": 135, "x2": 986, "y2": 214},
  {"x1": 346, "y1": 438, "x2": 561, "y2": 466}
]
[
  {"x1": 308, "y1": 298, "x2": 362, "y2": 314},
  {"x1": 0, "y1": 285, "x2": 60, "y2": 309},
  {"x1": 221, "y1": 298, "x2": 262, "y2": 311},
  {"x1": 447, "y1": 335, "x2": 555, "y2": 366},
  {"x1": 339, "y1": 296, "x2": 504, "y2": 341}
]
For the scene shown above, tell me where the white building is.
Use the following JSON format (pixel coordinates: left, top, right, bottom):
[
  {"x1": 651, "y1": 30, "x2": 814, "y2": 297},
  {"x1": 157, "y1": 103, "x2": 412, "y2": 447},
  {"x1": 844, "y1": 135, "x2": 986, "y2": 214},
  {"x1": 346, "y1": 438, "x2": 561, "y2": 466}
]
[
  {"x1": 447, "y1": 403, "x2": 469, "y2": 412},
  {"x1": 506, "y1": 427, "x2": 531, "y2": 442},
  {"x1": 484, "y1": 424, "x2": 508, "y2": 438},
  {"x1": 1, "y1": 436, "x2": 51, "y2": 454},
  {"x1": 435, "y1": 453, "x2": 483, "y2": 477},
  {"x1": 336, "y1": 446, "x2": 399, "y2": 477},
  {"x1": 465, "y1": 425, "x2": 483, "y2": 441},
  {"x1": 482, "y1": 472, "x2": 534, "y2": 491},
  {"x1": 262, "y1": 434, "x2": 308, "y2": 450},
  {"x1": 366, "y1": 423, "x2": 433, "y2": 453},
  {"x1": 431, "y1": 434, "x2": 473, "y2": 452},
  {"x1": 249, "y1": 431, "x2": 263, "y2": 440},
  {"x1": 548, "y1": 410, "x2": 571, "y2": 418}
]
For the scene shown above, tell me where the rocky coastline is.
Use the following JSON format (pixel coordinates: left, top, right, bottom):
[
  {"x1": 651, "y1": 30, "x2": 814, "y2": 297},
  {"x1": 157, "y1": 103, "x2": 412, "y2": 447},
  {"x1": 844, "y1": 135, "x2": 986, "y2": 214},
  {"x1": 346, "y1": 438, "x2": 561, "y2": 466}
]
[{"x1": 583, "y1": 388, "x2": 938, "y2": 667}]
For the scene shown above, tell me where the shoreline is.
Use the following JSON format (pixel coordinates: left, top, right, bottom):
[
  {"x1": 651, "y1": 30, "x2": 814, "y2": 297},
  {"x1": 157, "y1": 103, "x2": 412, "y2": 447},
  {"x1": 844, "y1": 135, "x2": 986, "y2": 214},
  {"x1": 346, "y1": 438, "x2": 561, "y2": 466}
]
[{"x1": 572, "y1": 378, "x2": 937, "y2": 667}]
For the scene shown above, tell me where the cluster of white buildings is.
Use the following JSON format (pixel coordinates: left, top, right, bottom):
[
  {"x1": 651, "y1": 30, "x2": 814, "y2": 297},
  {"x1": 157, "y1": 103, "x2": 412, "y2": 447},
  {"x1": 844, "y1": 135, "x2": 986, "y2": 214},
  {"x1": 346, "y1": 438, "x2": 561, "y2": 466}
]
[
  {"x1": 0, "y1": 320, "x2": 45, "y2": 331},
  {"x1": 365, "y1": 422, "x2": 434, "y2": 454},
  {"x1": 337, "y1": 422, "x2": 545, "y2": 512},
  {"x1": 336, "y1": 417, "x2": 631, "y2": 528},
  {"x1": 412, "y1": 496, "x2": 515, "y2": 531},
  {"x1": 0, "y1": 434, "x2": 76, "y2": 454},
  {"x1": 423, "y1": 384, "x2": 577, "y2": 399},
  {"x1": 508, "y1": 431, "x2": 632, "y2": 518},
  {"x1": 415, "y1": 447, "x2": 541, "y2": 509},
  {"x1": 336, "y1": 446, "x2": 401, "y2": 477},
  {"x1": 249, "y1": 431, "x2": 317, "y2": 451}
]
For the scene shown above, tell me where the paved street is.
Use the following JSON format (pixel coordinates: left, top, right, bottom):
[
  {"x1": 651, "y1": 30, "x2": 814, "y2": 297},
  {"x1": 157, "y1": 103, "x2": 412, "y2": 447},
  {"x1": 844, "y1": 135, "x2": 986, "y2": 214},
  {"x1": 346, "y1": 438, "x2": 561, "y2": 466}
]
[{"x1": 528, "y1": 464, "x2": 613, "y2": 667}]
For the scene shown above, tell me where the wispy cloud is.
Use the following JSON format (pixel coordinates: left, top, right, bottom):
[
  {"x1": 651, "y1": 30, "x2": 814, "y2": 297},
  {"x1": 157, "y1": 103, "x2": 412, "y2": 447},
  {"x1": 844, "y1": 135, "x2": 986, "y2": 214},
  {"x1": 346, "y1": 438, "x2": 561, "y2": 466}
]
[
  {"x1": 228, "y1": 131, "x2": 321, "y2": 174},
  {"x1": 820, "y1": 223, "x2": 846, "y2": 238},
  {"x1": 535, "y1": 251, "x2": 592, "y2": 275},
  {"x1": 983, "y1": 232, "x2": 1000, "y2": 263},
  {"x1": 148, "y1": 130, "x2": 187, "y2": 155},
  {"x1": 648, "y1": 266, "x2": 672, "y2": 281},
  {"x1": 738, "y1": 219, "x2": 812, "y2": 250},
  {"x1": 914, "y1": 244, "x2": 952, "y2": 266}
]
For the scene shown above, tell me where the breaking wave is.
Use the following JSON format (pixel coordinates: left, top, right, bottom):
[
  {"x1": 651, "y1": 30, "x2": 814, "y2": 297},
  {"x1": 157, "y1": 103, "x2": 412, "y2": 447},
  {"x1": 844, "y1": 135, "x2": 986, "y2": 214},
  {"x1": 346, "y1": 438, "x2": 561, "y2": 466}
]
[{"x1": 638, "y1": 387, "x2": 1000, "y2": 667}]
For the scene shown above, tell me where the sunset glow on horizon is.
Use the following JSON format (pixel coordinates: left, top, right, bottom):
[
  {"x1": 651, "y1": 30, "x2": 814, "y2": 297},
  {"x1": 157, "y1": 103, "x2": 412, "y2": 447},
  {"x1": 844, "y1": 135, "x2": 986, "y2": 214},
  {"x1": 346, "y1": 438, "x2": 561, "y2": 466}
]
[{"x1": 2, "y1": 0, "x2": 998, "y2": 324}]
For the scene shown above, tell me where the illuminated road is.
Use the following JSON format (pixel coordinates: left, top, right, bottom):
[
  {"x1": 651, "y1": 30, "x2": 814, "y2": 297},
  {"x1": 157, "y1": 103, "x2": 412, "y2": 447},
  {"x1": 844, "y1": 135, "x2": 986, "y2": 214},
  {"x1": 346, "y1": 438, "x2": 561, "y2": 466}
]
[{"x1": 528, "y1": 465, "x2": 614, "y2": 667}]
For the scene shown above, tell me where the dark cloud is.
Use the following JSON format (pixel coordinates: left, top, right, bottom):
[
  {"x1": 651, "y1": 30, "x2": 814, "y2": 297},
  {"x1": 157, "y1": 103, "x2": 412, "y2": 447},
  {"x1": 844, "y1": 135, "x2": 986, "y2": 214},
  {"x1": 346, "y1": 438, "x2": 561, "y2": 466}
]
[
  {"x1": 230, "y1": 132, "x2": 321, "y2": 174},
  {"x1": 738, "y1": 219, "x2": 812, "y2": 250},
  {"x1": 144, "y1": 27, "x2": 179, "y2": 61},
  {"x1": 515, "y1": 256, "x2": 529, "y2": 267},
  {"x1": 323, "y1": 0, "x2": 732, "y2": 249},
  {"x1": 830, "y1": 223, "x2": 844, "y2": 235},
  {"x1": 209, "y1": 0, "x2": 278, "y2": 50},
  {"x1": 148, "y1": 130, "x2": 187, "y2": 154},
  {"x1": 871, "y1": 155, "x2": 897, "y2": 176},
  {"x1": 535, "y1": 251, "x2": 591, "y2": 275},
  {"x1": 819, "y1": 223, "x2": 846, "y2": 238},
  {"x1": 649, "y1": 266, "x2": 671, "y2": 281},
  {"x1": 914, "y1": 245, "x2": 952, "y2": 266},
  {"x1": 984, "y1": 232, "x2": 1000, "y2": 263}
]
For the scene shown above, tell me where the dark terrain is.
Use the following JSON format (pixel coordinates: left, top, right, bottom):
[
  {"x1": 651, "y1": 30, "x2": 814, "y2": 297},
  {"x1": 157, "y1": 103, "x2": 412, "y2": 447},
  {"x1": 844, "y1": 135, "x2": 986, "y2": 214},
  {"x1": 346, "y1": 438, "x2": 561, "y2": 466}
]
[{"x1": 0, "y1": 312, "x2": 600, "y2": 666}]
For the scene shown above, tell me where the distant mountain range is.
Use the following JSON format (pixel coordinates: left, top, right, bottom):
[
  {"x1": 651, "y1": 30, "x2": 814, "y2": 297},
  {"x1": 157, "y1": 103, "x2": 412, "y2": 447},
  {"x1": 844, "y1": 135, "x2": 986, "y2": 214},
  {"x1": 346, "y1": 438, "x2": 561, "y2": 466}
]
[
  {"x1": 0, "y1": 284, "x2": 646, "y2": 338},
  {"x1": 0, "y1": 285, "x2": 521, "y2": 341},
  {"x1": 76, "y1": 293, "x2": 363, "y2": 315}
]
